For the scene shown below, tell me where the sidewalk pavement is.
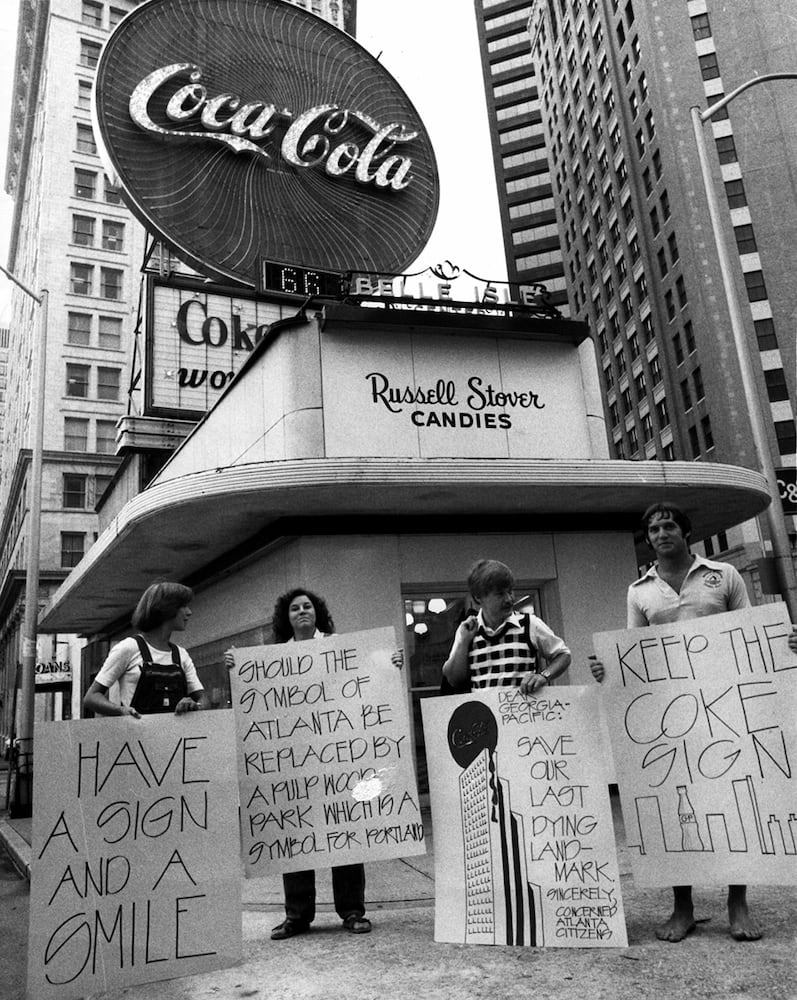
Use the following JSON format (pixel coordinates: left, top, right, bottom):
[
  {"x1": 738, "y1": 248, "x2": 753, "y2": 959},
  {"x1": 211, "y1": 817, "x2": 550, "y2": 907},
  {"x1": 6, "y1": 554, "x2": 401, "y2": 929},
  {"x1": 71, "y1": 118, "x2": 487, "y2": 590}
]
[{"x1": 2, "y1": 790, "x2": 796, "y2": 1000}]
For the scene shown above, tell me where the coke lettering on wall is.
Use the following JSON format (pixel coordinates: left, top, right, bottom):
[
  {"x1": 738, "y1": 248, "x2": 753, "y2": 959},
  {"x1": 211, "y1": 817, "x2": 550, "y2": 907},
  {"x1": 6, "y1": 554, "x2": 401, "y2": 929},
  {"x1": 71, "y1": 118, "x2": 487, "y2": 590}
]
[
  {"x1": 93, "y1": 0, "x2": 439, "y2": 286},
  {"x1": 146, "y1": 278, "x2": 291, "y2": 417}
]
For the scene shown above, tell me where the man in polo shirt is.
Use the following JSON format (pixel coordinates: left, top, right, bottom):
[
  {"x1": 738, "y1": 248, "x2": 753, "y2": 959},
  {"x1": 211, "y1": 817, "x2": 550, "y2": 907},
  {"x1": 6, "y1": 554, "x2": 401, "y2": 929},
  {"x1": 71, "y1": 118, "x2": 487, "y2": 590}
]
[
  {"x1": 442, "y1": 558, "x2": 571, "y2": 695},
  {"x1": 591, "y1": 501, "x2": 771, "y2": 943}
]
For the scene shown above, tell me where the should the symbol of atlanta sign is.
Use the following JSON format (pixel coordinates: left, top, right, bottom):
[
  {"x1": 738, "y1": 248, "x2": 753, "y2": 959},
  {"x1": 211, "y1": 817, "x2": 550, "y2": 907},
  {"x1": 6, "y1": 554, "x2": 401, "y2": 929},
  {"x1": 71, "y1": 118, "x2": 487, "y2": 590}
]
[{"x1": 93, "y1": 0, "x2": 439, "y2": 285}]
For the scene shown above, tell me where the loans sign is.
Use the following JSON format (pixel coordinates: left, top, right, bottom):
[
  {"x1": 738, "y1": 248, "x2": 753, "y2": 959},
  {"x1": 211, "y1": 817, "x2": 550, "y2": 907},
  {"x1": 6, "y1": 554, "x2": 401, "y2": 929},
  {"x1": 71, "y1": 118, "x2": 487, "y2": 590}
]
[
  {"x1": 593, "y1": 603, "x2": 797, "y2": 886},
  {"x1": 93, "y1": 0, "x2": 439, "y2": 285},
  {"x1": 229, "y1": 628, "x2": 425, "y2": 875},
  {"x1": 27, "y1": 714, "x2": 241, "y2": 999}
]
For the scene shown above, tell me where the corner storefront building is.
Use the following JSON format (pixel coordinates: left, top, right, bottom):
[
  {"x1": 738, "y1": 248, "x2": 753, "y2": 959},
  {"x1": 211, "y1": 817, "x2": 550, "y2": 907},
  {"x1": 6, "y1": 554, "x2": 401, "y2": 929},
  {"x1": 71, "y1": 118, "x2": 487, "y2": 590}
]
[{"x1": 40, "y1": 300, "x2": 770, "y2": 784}]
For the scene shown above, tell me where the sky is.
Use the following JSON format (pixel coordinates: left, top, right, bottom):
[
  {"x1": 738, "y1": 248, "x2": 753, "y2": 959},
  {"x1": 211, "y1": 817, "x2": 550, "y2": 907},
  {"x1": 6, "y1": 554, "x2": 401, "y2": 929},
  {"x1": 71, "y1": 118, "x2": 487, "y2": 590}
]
[{"x1": 0, "y1": 0, "x2": 507, "y2": 322}]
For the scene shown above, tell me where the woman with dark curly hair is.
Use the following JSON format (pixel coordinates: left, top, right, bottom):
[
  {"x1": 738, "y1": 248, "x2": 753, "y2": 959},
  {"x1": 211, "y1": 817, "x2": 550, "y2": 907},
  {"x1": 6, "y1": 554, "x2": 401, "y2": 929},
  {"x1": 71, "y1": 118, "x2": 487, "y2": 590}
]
[
  {"x1": 84, "y1": 581, "x2": 207, "y2": 717},
  {"x1": 265, "y1": 587, "x2": 371, "y2": 938},
  {"x1": 225, "y1": 586, "x2": 373, "y2": 938},
  {"x1": 271, "y1": 587, "x2": 335, "y2": 642}
]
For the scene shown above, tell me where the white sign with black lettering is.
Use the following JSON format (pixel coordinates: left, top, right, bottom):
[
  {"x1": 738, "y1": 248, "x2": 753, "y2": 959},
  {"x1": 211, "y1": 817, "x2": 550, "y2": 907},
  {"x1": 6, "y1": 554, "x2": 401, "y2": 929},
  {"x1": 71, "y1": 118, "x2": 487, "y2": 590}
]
[{"x1": 146, "y1": 281, "x2": 289, "y2": 416}]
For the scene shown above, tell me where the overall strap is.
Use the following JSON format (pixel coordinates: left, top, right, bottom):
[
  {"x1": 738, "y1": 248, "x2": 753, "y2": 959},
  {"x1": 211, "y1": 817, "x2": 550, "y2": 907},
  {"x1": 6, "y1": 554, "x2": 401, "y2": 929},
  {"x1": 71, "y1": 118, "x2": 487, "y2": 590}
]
[
  {"x1": 133, "y1": 634, "x2": 152, "y2": 667},
  {"x1": 169, "y1": 643, "x2": 182, "y2": 669}
]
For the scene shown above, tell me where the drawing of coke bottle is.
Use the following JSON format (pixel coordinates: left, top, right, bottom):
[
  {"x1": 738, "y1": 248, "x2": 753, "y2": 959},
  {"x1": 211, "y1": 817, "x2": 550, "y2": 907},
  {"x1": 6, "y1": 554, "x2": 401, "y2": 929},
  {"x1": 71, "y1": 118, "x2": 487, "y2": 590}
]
[{"x1": 676, "y1": 785, "x2": 704, "y2": 851}]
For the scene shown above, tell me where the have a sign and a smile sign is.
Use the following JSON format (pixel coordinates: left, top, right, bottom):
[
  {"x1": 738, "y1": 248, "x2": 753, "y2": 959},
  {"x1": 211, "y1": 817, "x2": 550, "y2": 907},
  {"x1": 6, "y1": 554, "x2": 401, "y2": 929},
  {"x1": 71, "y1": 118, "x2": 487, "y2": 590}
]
[{"x1": 93, "y1": 0, "x2": 439, "y2": 285}]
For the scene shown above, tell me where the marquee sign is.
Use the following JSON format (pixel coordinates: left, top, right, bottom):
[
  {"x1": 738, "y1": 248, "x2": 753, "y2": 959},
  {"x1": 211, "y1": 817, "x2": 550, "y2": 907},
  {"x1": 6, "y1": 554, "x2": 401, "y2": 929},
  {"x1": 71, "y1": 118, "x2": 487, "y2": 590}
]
[
  {"x1": 145, "y1": 276, "x2": 292, "y2": 418},
  {"x1": 93, "y1": 0, "x2": 439, "y2": 286}
]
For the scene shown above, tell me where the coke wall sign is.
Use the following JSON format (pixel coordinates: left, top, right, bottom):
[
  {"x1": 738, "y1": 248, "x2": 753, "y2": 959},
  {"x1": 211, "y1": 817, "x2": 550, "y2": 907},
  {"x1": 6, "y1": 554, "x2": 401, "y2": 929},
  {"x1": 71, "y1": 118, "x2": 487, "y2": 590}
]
[
  {"x1": 145, "y1": 276, "x2": 294, "y2": 418},
  {"x1": 93, "y1": 0, "x2": 439, "y2": 285}
]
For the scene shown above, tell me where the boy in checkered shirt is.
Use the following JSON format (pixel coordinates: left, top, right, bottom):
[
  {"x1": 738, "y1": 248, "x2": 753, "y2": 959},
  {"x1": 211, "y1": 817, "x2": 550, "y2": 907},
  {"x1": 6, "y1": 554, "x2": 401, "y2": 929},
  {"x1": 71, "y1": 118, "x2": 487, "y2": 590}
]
[{"x1": 442, "y1": 559, "x2": 570, "y2": 695}]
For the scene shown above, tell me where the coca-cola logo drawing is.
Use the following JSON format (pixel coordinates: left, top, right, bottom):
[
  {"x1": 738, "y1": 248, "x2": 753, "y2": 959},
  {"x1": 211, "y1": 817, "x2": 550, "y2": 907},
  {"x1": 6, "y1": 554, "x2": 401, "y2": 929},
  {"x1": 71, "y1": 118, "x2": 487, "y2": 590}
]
[{"x1": 93, "y1": 0, "x2": 439, "y2": 285}]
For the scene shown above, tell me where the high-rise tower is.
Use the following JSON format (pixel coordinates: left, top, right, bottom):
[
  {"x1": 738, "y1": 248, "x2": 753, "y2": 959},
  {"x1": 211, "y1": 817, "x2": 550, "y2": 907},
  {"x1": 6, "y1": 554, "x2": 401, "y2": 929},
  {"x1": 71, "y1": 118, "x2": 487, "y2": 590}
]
[
  {"x1": 474, "y1": 2, "x2": 569, "y2": 314},
  {"x1": 475, "y1": 0, "x2": 796, "y2": 583}
]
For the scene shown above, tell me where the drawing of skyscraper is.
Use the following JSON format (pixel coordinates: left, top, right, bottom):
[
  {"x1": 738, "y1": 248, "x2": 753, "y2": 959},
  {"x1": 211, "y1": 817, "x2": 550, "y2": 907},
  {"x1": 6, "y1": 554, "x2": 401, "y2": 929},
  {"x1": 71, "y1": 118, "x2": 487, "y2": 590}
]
[
  {"x1": 459, "y1": 748, "x2": 543, "y2": 945},
  {"x1": 732, "y1": 775, "x2": 774, "y2": 855}
]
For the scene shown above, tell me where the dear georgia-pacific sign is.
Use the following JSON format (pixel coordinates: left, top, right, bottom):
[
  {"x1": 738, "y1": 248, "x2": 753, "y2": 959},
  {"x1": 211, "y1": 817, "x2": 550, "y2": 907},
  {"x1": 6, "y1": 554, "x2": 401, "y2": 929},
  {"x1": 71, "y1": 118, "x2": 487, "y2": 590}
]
[{"x1": 93, "y1": 0, "x2": 440, "y2": 285}]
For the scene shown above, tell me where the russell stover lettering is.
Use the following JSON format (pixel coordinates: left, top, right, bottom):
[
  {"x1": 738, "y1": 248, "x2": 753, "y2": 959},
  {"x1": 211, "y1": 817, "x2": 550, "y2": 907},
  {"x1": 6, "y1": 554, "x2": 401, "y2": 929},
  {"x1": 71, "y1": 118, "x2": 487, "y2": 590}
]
[{"x1": 365, "y1": 372, "x2": 545, "y2": 429}]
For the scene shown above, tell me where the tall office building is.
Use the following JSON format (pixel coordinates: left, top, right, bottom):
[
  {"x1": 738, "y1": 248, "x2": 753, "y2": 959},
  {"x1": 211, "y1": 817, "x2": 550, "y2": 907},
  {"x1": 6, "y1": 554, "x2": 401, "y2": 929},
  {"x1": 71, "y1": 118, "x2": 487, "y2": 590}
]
[
  {"x1": 0, "y1": 0, "x2": 356, "y2": 741},
  {"x1": 475, "y1": 2, "x2": 569, "y2": 314},
  {"x1": 475, "y1": 0, "x2": 796, "y2": 583}
]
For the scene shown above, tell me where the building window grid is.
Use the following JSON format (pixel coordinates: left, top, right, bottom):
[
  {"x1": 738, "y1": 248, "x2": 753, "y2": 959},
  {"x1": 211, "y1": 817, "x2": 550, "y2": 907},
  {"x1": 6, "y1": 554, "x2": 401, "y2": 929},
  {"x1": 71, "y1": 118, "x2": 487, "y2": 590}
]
[
  {"x1": 96, "y1": 420, "x2": 118, "y2": 455},
  {"x1": 693, "y1": 366, "x2": 705, "y2": 401},
  {"x1": 79, "y1": 39, "x2": 102, "y2": 69},
  {"x1": 701, "y1": 415, "x2": 714, "y2": 450},
  {"x1": 76, "y1": 123, "x2": 97, "y2": 155},
  {"x1": 688, "y1": 425, "x2": 701, "y2": 458},
  {"x1": 104, "y1": 177, "x2": 123, "y2": 204},
  {"x1": 775, "y1": 421, "x2": 796, "y2": 455},
  {"x1": 98, "y1": 316, "x2": 123, "y2": 350},
  {"x1": 81, "y1": 1, "x2": 103, "y2": 27},
  {"x1": 744, "y1": 270, "x2": 768, "y2": 302},
  {"x1": 734, "y1": 224, "x2": 757, "y2": 255},
  {"x1": 61, "y1": 533, "x2": 86, "y2": 569},
  {"x1": 715, "y1": 135, "x2": 738, "y2": 165},
  {"x1": 725, "y1": 179, "x2": 747, "y2": 209},
  {"x1": 681, "y1": 378, "x2": 692, "y2": 411},
  {"x1": 764, "y1": 369, "x2": 790, "y2": 403},
  {"x1": 754, "y1": 318, "x2": 778, "y2": 351},
  {"x1": 691, "y1": 13, "x2": 712, "y2": 40},
  {"x1": 100, "y1": 268, "x2": 124, "y2": 300},
  {"x1": 97, "y1": 366, "x2": 121, "y2": 401},
  {"x1": 74, "y1": 168, "x2": 96, "y2": 200},
  {"x1": 675, "y1": 275, "x2": 688, "y2": 309},
  {"x1": 77, "y1": 79, "x2": 92, "y2": 111},
  {"x1": 72, "y1": 214, "x2": 95, "y2": 247},
  {"x1": 102, "y1": 220, "x2": 125, "y2": 251},
  {"x1": 63, "y1": 474, "x2": 87, "y2": 509},
  {"x1": 70, "y1": 263, "x2": 93, "y2": 296},
  {"x1": 66, "y1": 363, "x2": 90, "y2": 398},
  {"x1": 64, "y1": 417, "x2": 89, "y2": 452},
  {"x1": 67, "y1": 312, "x2": 91, "y2": 346}
]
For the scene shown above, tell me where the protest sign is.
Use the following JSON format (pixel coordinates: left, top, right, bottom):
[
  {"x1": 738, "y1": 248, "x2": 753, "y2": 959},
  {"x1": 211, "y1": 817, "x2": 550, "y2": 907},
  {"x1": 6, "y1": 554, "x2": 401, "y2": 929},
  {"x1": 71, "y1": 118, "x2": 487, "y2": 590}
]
[
  {"x1": 230, "y1": 627, "x2": 426, "y2": 875},
  {"x1": 421, "y1": 686, "x2": 626, "y2": 948},
  {"x1": 27, "y1": 712, "x2": 241, "y2": 1000},
  {"x1": 593, "y1": 602, "x2": 797, "y2": 886}
]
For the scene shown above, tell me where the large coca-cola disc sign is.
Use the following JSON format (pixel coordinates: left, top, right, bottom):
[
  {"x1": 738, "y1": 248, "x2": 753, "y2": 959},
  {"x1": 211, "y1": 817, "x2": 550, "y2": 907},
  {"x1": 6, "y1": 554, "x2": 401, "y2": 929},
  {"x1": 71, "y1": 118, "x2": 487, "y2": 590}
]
[{"x1": 93, "y1": 0, "x2": 439, "y2": 284}]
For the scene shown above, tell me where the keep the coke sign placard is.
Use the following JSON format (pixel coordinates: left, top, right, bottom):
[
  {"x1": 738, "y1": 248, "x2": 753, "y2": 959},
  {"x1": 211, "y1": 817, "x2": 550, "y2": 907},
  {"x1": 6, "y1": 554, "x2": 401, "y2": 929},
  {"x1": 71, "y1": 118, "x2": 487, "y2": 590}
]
[{"x1": 93, "y1": 0, "x2": 439, "y2": 285}]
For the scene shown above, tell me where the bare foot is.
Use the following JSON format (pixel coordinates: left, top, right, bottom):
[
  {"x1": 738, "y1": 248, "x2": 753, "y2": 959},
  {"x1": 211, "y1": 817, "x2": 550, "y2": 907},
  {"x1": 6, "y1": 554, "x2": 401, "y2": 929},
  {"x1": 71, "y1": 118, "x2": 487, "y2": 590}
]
[
  {"x1": 655, "y1": 910, "x2": 696, "y2": 942},
  {"x1": 728, "y1": 890, "x2": 761, "y2": 941}
]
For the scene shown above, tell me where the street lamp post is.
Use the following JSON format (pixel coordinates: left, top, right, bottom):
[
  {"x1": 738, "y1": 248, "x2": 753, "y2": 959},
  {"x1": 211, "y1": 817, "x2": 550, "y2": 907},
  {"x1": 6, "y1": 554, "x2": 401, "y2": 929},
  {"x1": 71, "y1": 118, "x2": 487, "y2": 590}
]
[
  {"x1": 0, "y1": 263, "x2": 48, "y2": 815},
  {"x1": 690, "y1": 73, "x2": 797, "y2": 621}
]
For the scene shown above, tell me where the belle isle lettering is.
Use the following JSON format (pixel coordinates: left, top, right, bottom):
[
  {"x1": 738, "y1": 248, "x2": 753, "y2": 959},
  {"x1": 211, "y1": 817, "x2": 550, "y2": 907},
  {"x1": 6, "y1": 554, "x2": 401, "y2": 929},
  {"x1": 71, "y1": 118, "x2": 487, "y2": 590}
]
[{"x1": 130, "y1": 64, "x2": 417, "y2": 190}]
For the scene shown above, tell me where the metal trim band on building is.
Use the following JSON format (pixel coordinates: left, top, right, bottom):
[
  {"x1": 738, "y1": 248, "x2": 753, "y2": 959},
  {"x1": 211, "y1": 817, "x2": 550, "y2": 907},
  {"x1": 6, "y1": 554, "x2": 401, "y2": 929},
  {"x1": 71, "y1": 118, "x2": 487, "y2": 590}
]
[{"x1": 40, "y1": 456, "x2": 769, "y2": 633}]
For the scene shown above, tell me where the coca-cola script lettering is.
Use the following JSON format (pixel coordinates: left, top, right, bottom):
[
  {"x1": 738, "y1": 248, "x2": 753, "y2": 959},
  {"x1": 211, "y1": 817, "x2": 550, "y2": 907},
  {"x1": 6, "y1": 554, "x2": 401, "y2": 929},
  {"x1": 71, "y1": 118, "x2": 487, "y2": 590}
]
[
  {"x1": 130, "y1": 64, "x2": 417, "y2": 190},
  {"x1": 450, "y1": 721, "x2": 489, "y2": 750}
]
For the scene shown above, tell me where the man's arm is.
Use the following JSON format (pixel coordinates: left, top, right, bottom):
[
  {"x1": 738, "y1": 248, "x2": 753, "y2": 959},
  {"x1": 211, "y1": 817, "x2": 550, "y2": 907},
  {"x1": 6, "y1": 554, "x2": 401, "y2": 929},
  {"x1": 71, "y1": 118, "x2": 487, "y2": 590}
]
[
  {"x1": 627, "y1": 585, "x2": 650, "y2": 628},
  {"x1": 725, "y1": 565, "x2": 751, "y2": 611}
]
